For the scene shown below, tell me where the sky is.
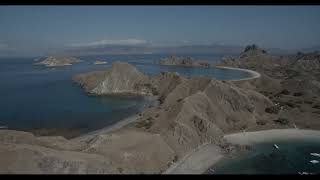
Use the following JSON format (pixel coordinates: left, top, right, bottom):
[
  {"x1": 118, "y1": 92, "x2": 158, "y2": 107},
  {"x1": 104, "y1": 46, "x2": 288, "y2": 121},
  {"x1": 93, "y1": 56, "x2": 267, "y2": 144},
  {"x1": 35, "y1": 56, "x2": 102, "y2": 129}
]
[{"x1": 0, "y1": 5, "x2": 320, "y2": 56}]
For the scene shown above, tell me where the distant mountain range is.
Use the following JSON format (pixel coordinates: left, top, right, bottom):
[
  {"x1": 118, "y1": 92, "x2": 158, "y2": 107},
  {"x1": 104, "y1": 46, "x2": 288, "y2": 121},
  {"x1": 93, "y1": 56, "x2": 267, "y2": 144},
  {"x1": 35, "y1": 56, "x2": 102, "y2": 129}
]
[
  {"x1": 301, "y1": 45, "x2": 320, "y2": 53},
  {"x1": 60, "y1": 43, "x2": 298, "y2": 56}
]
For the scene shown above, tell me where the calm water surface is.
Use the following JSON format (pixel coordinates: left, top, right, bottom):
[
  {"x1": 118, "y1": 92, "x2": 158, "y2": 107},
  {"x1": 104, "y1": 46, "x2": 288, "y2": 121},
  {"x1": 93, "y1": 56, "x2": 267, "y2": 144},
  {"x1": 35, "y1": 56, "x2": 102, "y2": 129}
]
[
  {"x1": 206, "y1": 139, "x2": 320, "y2": 174},
  {"x1": 0, "y1": 54, "x2": 250, "y2": 138}
]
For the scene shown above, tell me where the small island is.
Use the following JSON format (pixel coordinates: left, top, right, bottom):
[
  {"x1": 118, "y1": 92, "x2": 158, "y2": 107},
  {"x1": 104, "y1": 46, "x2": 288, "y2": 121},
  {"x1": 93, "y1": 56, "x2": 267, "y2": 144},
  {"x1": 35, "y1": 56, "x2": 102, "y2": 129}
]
[
  {"x1": 34, "y1": 56, "x2": 81, "y2": 67},
  {"x1": 157, "y1": 56, "x2": 211, "y2": 68},
  {"x1": 94, "y1": 60, "x2": 108, "y2": 65}
]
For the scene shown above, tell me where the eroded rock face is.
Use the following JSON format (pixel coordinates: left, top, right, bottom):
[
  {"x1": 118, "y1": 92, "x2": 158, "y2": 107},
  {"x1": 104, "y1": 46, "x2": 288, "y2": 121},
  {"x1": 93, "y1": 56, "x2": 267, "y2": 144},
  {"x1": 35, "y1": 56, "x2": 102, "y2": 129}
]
[
  {"x1": 74, "y1": 61, "x2": 152, "y2": 95},
  {"x1": 146, "y1": 78, "x2": 273, "y2": 156},
  {"x1": 240, "y1": 44, "x2": 268, "y2": 59},
  {"x1": 91, "y1": 62, "x2": 150, "y2": 95},
  {"x1": 73, "y1": 61, "x2": 186, "y2": 97},
  {"x1": 0, "y1": 130, "x2": 115, "y2": 174},
  {"x1": 72, "y1": 60, "x2": 274, "y2": 159},
  {"x1": 82, "y1": 129, "x2": 175, "y2": 174},
  {"x1": 218, "y1": 45, "x2": 320, "y2": 132}
]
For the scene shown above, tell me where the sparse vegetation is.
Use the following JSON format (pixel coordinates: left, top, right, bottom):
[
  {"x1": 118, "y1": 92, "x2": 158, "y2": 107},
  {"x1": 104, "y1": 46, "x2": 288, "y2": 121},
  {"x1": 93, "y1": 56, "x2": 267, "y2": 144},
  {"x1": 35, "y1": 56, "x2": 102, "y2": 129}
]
[
  {"x1": 158, "y1": 95, "x2": 165, "y2": 104},
  {"x1": 285, "y1": 102, "x2": 296, "y2": 108},
  {"x1": 173, "y1": 155, "x2": 178, "y2": 162},
  {"x1": 293, "y1": 92, "x2": 303, "y2": 96},
  {"x1": 279, "y1": 89, "x2": 290, "y2": 95},
  {"x1": 304, "y1": 100, "x2": 313, "y2": 104},
  {"x1": 256, "y1": 120, "x2": 266, "y2": 125},
  {"x1": 135, "y1": 118, "x2": 153, "y2": 129},
  {"x1": 265, "y1": 106, "x2": 279, "y2": 114},
  {"x1": 117, "y1": 167, "x2": 123, "y2": 173},
  {"x1": 312, "y1": 104, "x2": 320, "y2": 109},
  {"x1": 273, "y1": 118, "x2": 290, "y2": 125},
  {"x1": 312, "y1": 110, "x2": 320, "y2": 114}
]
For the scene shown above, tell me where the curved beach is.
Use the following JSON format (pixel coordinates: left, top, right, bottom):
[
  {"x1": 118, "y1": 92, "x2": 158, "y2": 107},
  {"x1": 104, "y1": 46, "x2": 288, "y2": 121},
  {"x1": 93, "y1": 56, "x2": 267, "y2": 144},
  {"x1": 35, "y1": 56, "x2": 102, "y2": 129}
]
[
  {"x1": 164, "y1": 128, "x2": 320, "y2": 174},
  {"x1": 224, "y1": 128, "x2": 320, "y2": 145},
  {"x1": 213, "y1": 66, "x2": 261, "y2": 81}
]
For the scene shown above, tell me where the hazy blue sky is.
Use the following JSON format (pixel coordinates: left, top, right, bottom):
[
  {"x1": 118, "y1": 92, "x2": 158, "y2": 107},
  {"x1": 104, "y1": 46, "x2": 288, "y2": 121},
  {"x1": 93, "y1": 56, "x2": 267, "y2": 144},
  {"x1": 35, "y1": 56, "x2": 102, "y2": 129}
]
[{"x1": 0, "y1": 6, "x2": 320, "y2": 56}]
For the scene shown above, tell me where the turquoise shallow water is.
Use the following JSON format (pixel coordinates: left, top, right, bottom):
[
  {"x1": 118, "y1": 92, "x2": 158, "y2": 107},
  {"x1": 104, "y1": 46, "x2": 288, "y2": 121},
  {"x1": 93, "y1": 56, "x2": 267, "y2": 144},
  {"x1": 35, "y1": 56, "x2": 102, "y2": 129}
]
[
  {"x1": 0, "y1": 54, "x2": 251, "y2": 138},
  {"x1": 206, "y1": 139, "x2": 320, "y2": 174}
]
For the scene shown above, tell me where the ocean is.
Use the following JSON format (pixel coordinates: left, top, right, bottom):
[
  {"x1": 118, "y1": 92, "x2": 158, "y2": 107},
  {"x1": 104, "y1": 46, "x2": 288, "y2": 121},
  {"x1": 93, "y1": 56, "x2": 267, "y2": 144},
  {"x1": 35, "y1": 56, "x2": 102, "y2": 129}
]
[
  {"x1": 0, "y1": 53, "x2": 250, "y2": 138},
  {"x1": 206, "y1": 139, "x2": 320, "y2": 174}
]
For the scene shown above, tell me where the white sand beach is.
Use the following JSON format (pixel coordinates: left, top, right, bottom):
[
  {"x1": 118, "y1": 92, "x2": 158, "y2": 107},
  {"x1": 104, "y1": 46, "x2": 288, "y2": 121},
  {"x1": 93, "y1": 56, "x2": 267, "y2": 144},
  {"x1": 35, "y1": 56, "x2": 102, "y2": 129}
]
[
  {"x1": 224, "y1": 128, "x2": 320, "y2": 145},
  {"x1": 164, "y1": 128, "x2": 320, "y2": 174},
  {"x1": 213, "y1": 66, "x2": 261, "y2": 81}
]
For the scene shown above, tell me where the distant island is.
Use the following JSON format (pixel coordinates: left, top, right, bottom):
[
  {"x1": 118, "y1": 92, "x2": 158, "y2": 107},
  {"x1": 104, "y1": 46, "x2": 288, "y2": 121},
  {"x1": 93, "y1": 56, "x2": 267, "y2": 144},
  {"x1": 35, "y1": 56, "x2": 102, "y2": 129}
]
[
  {"x1": 157, "y1": 56, "x2": 211, "y2": 68},
  {"x1": 94, "y1": 60, "x2": 108, "y2": 65},
  {"x1": 34, "y1": 56, "x2": 81, "y2": 67}
]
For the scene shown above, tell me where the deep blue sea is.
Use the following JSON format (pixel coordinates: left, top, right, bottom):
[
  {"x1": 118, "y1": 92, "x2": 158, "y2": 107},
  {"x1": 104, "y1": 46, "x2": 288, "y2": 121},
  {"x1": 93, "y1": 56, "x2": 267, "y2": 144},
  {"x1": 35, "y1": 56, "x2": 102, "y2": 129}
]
[{"x1": 0, "y1": 53, "x2": 250, "y2": 138}]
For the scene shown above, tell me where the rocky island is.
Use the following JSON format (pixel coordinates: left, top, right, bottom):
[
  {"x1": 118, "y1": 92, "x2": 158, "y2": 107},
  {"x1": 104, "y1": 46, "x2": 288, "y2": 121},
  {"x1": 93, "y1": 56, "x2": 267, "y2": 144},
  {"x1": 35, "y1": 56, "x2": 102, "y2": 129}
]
[
  {"x1": 157, "y1": 56, "x2": 211, "y2": 68},
  {"x1": 35, "y1": 56, "x2": 81, "y2": 67},
  {"x1": 94, "y1": 60, "x2": 108, "y2": 65},
  {"x1": 1, "y1": 45, "x2": 320, "y2": 174}
]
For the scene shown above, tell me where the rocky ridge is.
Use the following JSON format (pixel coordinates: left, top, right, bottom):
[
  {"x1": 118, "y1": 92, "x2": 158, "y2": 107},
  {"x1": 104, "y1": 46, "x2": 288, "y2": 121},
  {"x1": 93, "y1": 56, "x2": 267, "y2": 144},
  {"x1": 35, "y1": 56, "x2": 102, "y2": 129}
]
[{"x1": 220, "y1": 44, "x2": 320, "y2": 130}]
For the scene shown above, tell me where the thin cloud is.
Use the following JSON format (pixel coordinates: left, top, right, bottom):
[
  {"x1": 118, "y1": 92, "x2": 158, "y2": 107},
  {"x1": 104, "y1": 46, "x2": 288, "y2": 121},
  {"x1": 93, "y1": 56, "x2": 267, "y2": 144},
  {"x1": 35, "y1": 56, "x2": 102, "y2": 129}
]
[{"x1": 68, "y1": 39, "x2": 148, "y2": 47}]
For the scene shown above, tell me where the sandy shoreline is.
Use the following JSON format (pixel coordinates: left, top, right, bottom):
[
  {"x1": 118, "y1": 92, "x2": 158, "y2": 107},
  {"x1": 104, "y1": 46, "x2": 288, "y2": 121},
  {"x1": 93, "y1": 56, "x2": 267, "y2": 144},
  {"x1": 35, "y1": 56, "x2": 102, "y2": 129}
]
[
  {"x1": 224, "y1": 128, "x2": 320, "y2": 145},
  {"x1": 73, "y1": 96, "x2": 157, "y2": 141},
  {"x1": 164, "y1": 128, "x2": 320, "y2": 174},
  {"x1": 213, "y1": 66, "x2": 261, "y2": 81},
  {"x1": 164, "y1": 143, "x2": 223, "y2": 174},
  {"x1": 73, "y1": 114, "x2": 140, "y2": 141}
]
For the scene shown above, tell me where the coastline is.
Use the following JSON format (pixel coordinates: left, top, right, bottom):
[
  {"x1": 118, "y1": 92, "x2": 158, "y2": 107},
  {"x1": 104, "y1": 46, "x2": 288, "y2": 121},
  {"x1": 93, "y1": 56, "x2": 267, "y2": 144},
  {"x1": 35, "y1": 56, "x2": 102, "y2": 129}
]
[
  {"x1": 212, "y1": 66, "x2": 261, "y2": 81},
  {"x1": 164, "y1": 128, "x2": 320, "y2": 174},
  {"x1": 224, "y1": 128, "x2": 320, "y2": 145},
  {"x1": 73, "y1": 114, "x2": 140, "y2": 142},
  {"x1": 163, "y1": 143, "x2": 223, "y2": 174},
  {"x1": 156, "y1": 61, "x2": 261, "y2": 82},
  {"x1": 72, "y1": 95, "x2": 158, "y2": 142}
]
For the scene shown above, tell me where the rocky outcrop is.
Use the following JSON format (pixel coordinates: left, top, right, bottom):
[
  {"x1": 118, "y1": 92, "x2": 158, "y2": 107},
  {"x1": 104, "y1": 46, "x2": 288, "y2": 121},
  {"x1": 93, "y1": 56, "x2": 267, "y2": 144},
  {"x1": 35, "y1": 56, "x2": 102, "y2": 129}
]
[
  {"x1": 239, "y1": 44, "x2": 268, "y2": 58},
  {"x1": 74, "y1": 62, "x2": 152, "y2": 95},
  {"x1": 35, "y1": 56, "x2": 81, "y2": 67},
  {"x1": 220, "y1": 44, "x2": 276, "y2": 70},
  {"x1": 157, "y1": 56, "x2": 211, "y2": 68},
  {"x1": 290, "y1": 51, "x2": 320, "y2": 71},
  {"x1": 73, "y1": 61, "x2": 186, "y2": 97},
  {"x1": 72, "y1": 70, "x2": 111, "y2": 93}
]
